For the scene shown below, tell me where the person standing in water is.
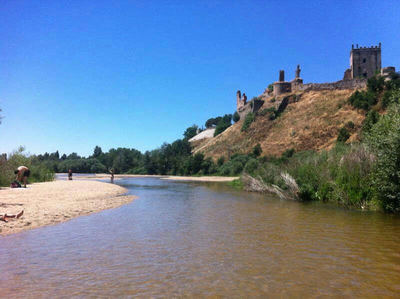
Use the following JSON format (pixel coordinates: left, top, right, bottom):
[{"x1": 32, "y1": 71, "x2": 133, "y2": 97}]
[
  {"x1": 14, "y1": 166, "x2": 30, "y2": 188},
  {"x1": 109, "y1": 168, "x2": 115, "y2": 183},
  {"x1": 68, "y1": 169, "x2": 73, "y2": 180}
]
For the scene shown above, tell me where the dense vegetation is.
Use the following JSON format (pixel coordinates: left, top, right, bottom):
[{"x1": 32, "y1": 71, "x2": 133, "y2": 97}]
[{"x1": 0, "y1": 147, "x2": 54, "y2": 187}]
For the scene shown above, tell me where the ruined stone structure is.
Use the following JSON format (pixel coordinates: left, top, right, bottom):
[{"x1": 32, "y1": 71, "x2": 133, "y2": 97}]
[
  {"x1": 273, "y1": 70, "x2": 292, "y2": 97},
  {"x1": 344, "y1": 43, "x2": 382, "y2": 79},
  {"x1": 236, "y1": 90, "x2": 264, "y2": 119},
  {"x1": 236, "y1": 90, "x2": 247, "y2": 110},
  {"x1": 236, "y1": 43, "x2": 395, "y2": 115}
]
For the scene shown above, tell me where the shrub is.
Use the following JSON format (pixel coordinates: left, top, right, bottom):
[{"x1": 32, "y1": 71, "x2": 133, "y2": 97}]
[
  {"x1": 217, "y1": 156, "x2": 225, "y2": 167},
  {"x1": 281, "y1": 148, "x2": 295, "y2": 159},
  {"x1": 367, "y1": 75, "x2": 385, "y2": 94},
  {"x1": 362, "y1": 110, "x2": 380, "y2": 134},
  {"x1": 348, "y1": 90, "x2": 377, "y2": 110},
  {"x1": 0, "y1": 147, "x2": 54, "y2": 187},
  {"x1": 366, "y1": 103, "x2": 400, "y2": 212},
  {"x1": 233, "y1": 111, "x2": 240, "y2": 123},
  {"x1": 346, "y1": 121, "x2": 355, "y2": 129},
  {"x1": 214, "y1": 114, "x2": 232, "y2": 136},
  {"x1": 337, "y1": 127, "x2": 350, "y2": 143},
  {"x1": 252, "y1": 144, "x2": 262, "y2": 157},
  {"x1": 241, "y1": 112, "x2": 255, "y2": 132},
  {"x1": 244, "y1": 158, "x2": 259, "y2": 174}
]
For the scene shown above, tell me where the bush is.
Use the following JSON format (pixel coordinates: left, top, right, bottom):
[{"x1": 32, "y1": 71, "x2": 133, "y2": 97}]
[
  {"x1": 348, "y1": 90, "x2": 377, "y2": 110},
  {"x1": 217, "y1": 156, "x2": 225, "y2": 166},
  {"x1": 0, "y1": 147, "x2": 54, "y2": 187},
  {"x1": 367, "y1": 75, "x2": 385, "y2": 94},
  {"x1": 244, "y1": 158, "x2": 259, "y2": 174},
  {"x1": 241, "y1": 112, "x2": 255, "y2": 132},
  {"x1": 362, "y1": 110, "x2": 380, "y2": 134},
  {"x1": 281, "y1": 148, "x2": 295, "y2": 159},
  {"x1": 346, "y1": 121, "x2": 355, "y2": 129},
  {"x1": 233, "y1": 111, "x2": 240, "y2": 122},
  {"x1": 252, "y1": 144, "x2": 262, "y2": 157},
  {"x1": 337, "y1": 127, "x2": 350, "y2": 143},
  {"x1": 214, "y1": 114, "x2": 232, "y2": 137},
  {"x1": 366, "y1": 103, "x2": 400, "y2": 212}
]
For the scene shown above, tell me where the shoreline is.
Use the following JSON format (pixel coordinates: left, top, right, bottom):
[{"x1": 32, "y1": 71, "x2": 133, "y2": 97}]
[
  {"x1": 65, "y1": 173, "x2": 239, "y2": 182},
  {"x1": 0, "y1": 180, "x2": 136, "y2": 236}
]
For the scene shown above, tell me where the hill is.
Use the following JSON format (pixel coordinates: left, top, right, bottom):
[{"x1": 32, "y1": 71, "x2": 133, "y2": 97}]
[{"x1": 192, "y1": 88, "x2": 365, "y2": 159}]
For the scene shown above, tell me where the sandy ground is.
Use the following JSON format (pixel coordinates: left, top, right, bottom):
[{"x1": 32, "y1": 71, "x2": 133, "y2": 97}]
[
  {"x1": 76, "y1": 173, "x2": 239, "y2": 182},
  {"x1": 0, "y1": 180, "x2": 135, "y2": 236},
  {"x1": 161, "y1": 176, "x2": 239, "y2": 182}
]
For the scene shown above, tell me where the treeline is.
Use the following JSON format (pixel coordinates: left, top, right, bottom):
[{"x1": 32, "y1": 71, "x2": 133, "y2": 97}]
[{"x1": 34, "y1": 120, "x2": 261, "y2": 176}]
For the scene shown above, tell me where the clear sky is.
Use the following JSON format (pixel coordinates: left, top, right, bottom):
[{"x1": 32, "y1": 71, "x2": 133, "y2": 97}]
[{"x1": 1, "y1": 1, "x2": 399, "y2": 157}]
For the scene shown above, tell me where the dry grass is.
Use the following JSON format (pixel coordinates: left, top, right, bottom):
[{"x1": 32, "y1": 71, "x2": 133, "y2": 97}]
[{"x1": 193, "y1": 89, "x2": 365, "y2": 159}]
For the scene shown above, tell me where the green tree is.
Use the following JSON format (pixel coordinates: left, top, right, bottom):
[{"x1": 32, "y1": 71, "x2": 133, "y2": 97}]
[
  {"x1": 92, "y1": 146, "x2": 103, "y2": 158},
  {"x1": 183, "y1": 125, "x2": 198, "y2": 140},
  {"x1": 233, "y1": 111, "x2": 240, "y2": 123},
  {"x1": 366, "y1": 103, "x2": 400, "y2": 212}
]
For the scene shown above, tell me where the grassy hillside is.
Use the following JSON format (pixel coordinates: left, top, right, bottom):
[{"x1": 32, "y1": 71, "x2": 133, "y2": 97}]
[{"x1": 193, "y1": 89, "x2": 365, "y2": 159}]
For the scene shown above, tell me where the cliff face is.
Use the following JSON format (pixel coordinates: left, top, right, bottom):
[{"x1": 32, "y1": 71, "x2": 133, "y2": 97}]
[{"x1": 192, "y1": 89, "x2": 365, "y2": 159}]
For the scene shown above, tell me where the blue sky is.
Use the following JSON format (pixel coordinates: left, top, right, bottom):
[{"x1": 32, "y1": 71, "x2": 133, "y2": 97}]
[{"x1": 1, "y1": 1, "x2": 399, "y2": 157}]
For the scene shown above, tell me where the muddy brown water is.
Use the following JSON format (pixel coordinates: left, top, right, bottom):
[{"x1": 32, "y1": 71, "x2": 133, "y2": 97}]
[{"x1": 1, "y1": 178, "x2": 400, "y2": 297}]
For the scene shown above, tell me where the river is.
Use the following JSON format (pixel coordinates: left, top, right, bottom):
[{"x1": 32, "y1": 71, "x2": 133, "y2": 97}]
[{"x1": 1, "y1": 177, "x2": 400, "y2": 297}]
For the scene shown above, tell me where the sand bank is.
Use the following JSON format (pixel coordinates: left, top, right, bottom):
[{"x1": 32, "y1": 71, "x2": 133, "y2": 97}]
[
  {"x1": 75, "y1": 173, "x2": 239, "y2": 182},
  {"x1": 161, "y1": 176, "x2": 239, "y2": 182},
  {"x1": 0, "y1": 180, "x2": 135, "y2": 236}
]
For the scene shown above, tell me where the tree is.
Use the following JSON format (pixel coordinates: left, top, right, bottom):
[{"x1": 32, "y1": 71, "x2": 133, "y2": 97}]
[
  {"x1": 214, "y1": 114, "x2": 232, "y2": 136},
  {"x1": 367, "y1": 102, "x2": 400, "y2": 212},
  {"x1": 92, "y1": 146, "x2": 103, "y2": 158},
  {"x1": 67, "y1": 152, "x2": 81, "y2": 160},
  {"x1": 233, "y1": 111, "x2": 240, "y2": 123},
  {"x1": 183, "y1": 125, "x2": 198, "y2": 140}
]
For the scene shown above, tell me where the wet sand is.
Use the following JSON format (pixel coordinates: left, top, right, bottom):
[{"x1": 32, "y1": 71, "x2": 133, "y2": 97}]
[{"x1": 0, "y1": 180, "x2": 135, "y2": 236}]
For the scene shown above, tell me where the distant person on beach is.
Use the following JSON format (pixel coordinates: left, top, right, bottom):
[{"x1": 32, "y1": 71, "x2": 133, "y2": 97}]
[
  {"x1": 0, "y1": 210, "x2": 24, "y2": 222},
  {"x1": 68, "y1": 169, "x2": 73, "y2": 180},
  {"x1": 14, "y1": 166, "x2": 30, "y2": 188},
  {"x1": 109, "y1": 168, "x2": 115, "y2": 183}
]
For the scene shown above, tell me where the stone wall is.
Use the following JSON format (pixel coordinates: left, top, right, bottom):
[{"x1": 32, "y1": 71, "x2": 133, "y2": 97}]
[
  {"x1": 237, "y1": 98, "x2": 264, "y2": 119},
  {"x1": 296, "y1": 79, "x2": 366, "y2": 92},
  {"x1": 273, "y1": 82, "x2": 292, "y2": 96}
]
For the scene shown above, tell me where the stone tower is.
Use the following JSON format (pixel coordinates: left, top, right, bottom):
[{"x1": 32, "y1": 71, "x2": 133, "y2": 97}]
[{"x1": 350, "y1": 43, "x2": 381, "y2": 79}]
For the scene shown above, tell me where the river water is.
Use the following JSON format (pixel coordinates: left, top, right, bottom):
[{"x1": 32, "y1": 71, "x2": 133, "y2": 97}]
[{"x1": 1, "y1": 178, "x2": 400, "y2": 297}]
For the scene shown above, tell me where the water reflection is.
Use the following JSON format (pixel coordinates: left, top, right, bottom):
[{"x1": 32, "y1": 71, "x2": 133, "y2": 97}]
[{"x1": 1, "y1": 178, "x2": 399, "y2": 297}]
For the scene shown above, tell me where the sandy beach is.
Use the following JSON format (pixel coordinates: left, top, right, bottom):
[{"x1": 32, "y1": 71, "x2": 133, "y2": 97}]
[{"x1": 0, "y1": 180, "x2": 135, "y2": 236}]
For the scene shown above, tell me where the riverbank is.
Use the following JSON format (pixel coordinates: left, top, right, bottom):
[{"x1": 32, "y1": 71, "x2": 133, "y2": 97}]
[
  {"x1": 0, "y1": 180, "x2": 135, "y2": 236},
  {"x1": 66, "y1": 173, "x2": 239, "y2": 182}
]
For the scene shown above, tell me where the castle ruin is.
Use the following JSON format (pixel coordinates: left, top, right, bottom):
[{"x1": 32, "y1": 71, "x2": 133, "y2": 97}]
[
  {"x1": 236, "y1": 43, "x2": 397, "y2": 114},
  {"x1": 345, "y1": 43, "x2": 382, "y2": 79}
]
